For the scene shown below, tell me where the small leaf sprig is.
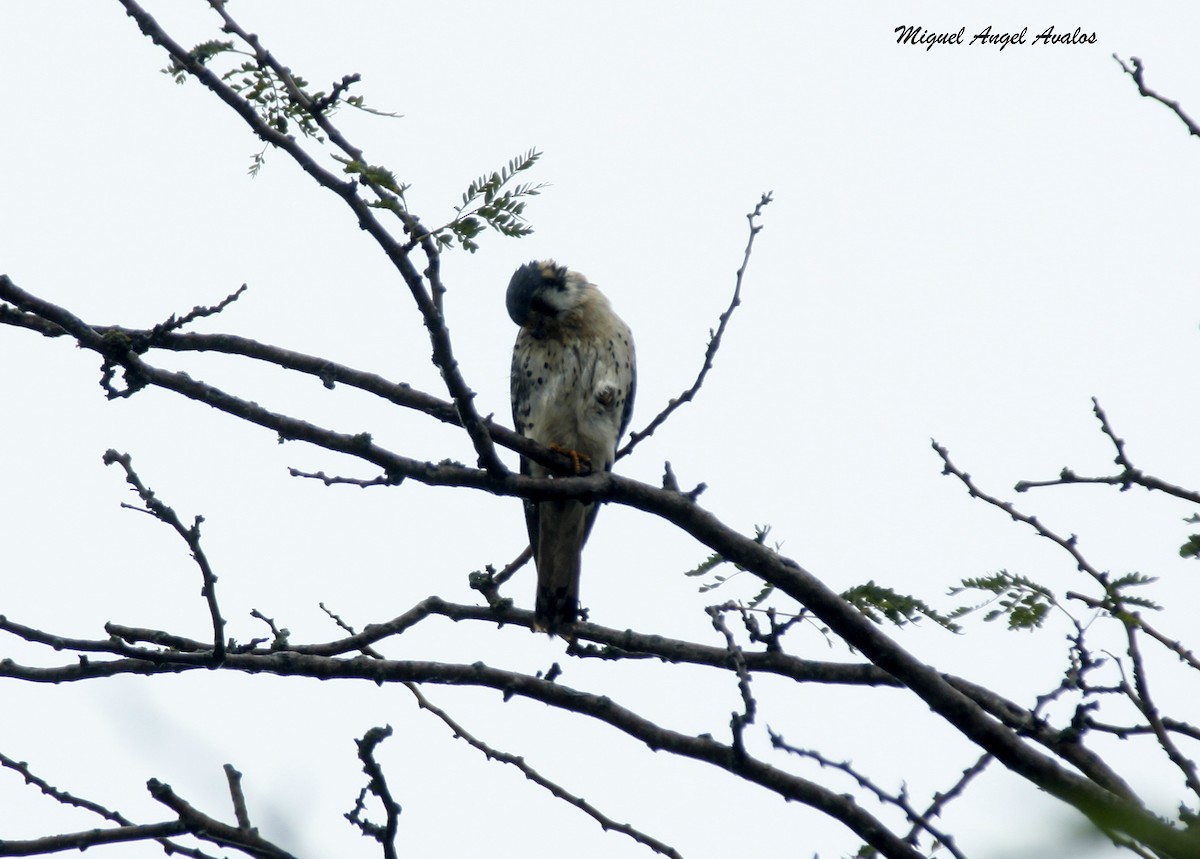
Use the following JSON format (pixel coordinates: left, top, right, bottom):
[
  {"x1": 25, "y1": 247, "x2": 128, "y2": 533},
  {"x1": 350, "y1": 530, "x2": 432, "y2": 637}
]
[
  {"x1": 163, "y1": 40, "x2": 399, "y2": 175},
  {"x1": 429, "y1": 149, "x2": 547, "y2": 253}
]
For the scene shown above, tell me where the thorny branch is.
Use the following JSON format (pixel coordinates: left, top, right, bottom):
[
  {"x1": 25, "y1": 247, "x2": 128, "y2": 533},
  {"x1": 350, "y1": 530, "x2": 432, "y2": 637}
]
[
  {"x1": 151, "y1": 282, "x2": 248, "y2": 336},
  {"x1": 1013, "y1": 400, "x2": 1200, "y2": 673},
  {"x1": 616, "y1": 192, "x2": 773, "y2": 460}
]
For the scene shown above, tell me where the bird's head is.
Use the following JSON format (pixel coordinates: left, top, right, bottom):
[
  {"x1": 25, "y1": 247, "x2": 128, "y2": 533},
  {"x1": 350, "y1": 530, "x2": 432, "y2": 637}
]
[{"x1": 505, "y1": 260, "x2": 588, "y2": 326}]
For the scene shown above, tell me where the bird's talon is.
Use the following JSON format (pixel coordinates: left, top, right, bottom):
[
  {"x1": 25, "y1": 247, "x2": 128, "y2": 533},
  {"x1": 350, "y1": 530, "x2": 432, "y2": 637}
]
[{"x1": 549, "y1": 442, "x2": 590, "y2": 474}]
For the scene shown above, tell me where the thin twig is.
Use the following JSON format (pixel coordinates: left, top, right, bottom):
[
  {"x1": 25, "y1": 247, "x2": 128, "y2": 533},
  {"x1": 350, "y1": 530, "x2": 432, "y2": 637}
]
[
  {"x1": 770, "y1": 732, "x2": 967, "y2": 859},
  {"x1": 404, "y1": 683, "x2": 684, "y2": 859},
  {"x1": 150, "y1": 283, "x2": 249, "y2": 336},
  {"x1": 1114, "y1": 55, "x2": 1200, "y2": 139},
  {"x1": 467, "y1": 545, "x2": 532, "y2": 608},
  {"x1": 224, "y1": 765, "x2": 253, "y2": 832},
  {"x1": 1123, "y1": 625, "x2": 1200, "y2": 800},
  {"x1": 706, "y1": 605, "x2": 756, "y2": 761},
  {"x1": 0, "y1": 752, "x2": 222, "y2": 859},
  {"x1": 148, "y1": 778, "x2": 298, "y2": 859},
  {"x1": 1067, "y1": 591, "x2": 1200, "y2": 673},
  {"x1": 345, "y1": 726, "x2": 401, "y2": 859},
  {"x1": 102, "y1": 449, "x2": 227, "y2": 662},
  {"x1": 1015, "y1": 399, "x2": 1200, "y2": 506},
  {"x1": 323, "y1": 603, "x2": 680, "y2": 857},
  {"x1": 934, "y1": 440, "x2": 1111, "y2": 592},
  {"x1": 1085, "y1": 717, "x2": 1200, "y2": 743},
  {"x1": 909, "y1": 753, "x2": 992, "y2": 848},
  {"x1": 288, "y1": 468, "x2": 402, "y2": 488},
  {"x1": 616, "y1": 192, "x2": 772, "y2": 460},
  {"x1": 492, "y1": 544, "x2": 533, "y2": 586},
  {"x1": 0, "y1": 821, "x2": 192, "y2": 856},
  {"x1": 319, "y1": 602, "x2": 385, "y2": 659}
]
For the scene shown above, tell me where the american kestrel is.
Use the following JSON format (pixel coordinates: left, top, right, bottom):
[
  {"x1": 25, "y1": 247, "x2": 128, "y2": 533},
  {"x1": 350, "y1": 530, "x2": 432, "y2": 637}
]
[{"x1": 507, "y1": 260, "x2": 636, "y2": 633}]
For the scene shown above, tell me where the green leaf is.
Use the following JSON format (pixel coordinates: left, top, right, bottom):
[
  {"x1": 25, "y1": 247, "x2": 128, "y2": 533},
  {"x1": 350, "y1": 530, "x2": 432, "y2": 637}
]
[
  {"x1": 442, "y1": 148, "x2": 546, "y2": 248},
  {"x1": 1180, "y1": 534, "x2": 1200, "y2": 559},
  {"x1": 949, "y1": 571, "x2": 1055, "y2": 631},
  {"x1": 842, "y1": 581, "x2": 960, "y2": 632}
]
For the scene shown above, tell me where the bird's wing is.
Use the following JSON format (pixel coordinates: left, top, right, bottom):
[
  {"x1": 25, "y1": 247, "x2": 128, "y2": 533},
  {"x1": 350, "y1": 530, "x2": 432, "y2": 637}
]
[{"x1": 511, "y1": 337, "x2": 540, "y2": 555}]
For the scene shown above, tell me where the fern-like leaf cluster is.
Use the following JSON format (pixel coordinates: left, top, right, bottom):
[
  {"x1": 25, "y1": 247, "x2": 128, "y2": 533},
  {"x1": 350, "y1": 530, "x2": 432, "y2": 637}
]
[
  {"x1": 949, "y1": 571, "x2": 1055, "y2": 630},
  {"x1": 842, "y1": 581, "x2": 961, "y2": 632},
  {"x1": 432, "y1": 149, "x2": 547, "y2": 253}
]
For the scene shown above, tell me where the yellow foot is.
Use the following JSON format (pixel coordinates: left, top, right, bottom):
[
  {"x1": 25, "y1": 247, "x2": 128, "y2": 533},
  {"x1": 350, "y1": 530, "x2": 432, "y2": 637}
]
[{"x1": 549, "y1": 443, "x2": 590, "y2": 474}]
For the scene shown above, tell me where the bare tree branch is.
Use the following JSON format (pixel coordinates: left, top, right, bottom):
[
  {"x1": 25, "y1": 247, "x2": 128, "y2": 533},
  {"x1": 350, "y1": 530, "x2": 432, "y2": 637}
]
[
  {"x1": 406, "y1": 683, "x2": 685, "y2": 859},
  {"x1": 151, "y1": 282, "x2": 248, "y2": 336},
  {"x1": 617, "y1": 192, "x2": 772, "y2": 460},
  {"x1": 344, "y1": 726, "x2": 401, "y2": 859},
  {"x1": 770, "y1": 732, "x2": 967, "y2": 859},
  {"x1": 1123, "y1": 625, "x2": 1200, "y2": 801},
  {"x1": 909, "y1": 753, "x2": 993, "y2": 850},
  {"x1": 6, "y1": 272, "x2": 1168, "y2": 847},
  {"x1": 148, "y1": 777, "x2": 298, "y2": 859},
  {"x1": 1015, "y1": 398, "x2": 1200, "y2": 506},
  {"x1": 0, "y1": 589, "x2": 1150, "y2": 849},
  {"x1": 1114, "y1": 55, "x2": 1200, "y2": 139},
  {"x1": 934, "y1": 439, "x2": 1112, "y2": 593},
  {"x1": 1067, "y1": 590, "x2": 1200, "y2": 674},
  {"x1": 0, "y1": 821, "x2": 191, "y2": 857},
  {"x1": 0, "y1": 752, "x2": 219, "y2": 859},
  {"x1": 224, "y1": 765, "x2": 253, "y2": 832},
  {"x1": 102, "y1": 449, "x2": 227, "y2": 661},
  {"x1": 706, "y1": 605, "x2": 757, "y2": 761},
  {"x1": 0, "y1": 275, "x2": 577, "y2": 476}
]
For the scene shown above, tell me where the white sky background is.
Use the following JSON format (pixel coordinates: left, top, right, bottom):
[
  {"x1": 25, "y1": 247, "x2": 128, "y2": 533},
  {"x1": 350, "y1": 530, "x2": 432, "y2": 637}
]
[{"x1": 2, "y1": 2, "x2": 1199, "y2": 857}]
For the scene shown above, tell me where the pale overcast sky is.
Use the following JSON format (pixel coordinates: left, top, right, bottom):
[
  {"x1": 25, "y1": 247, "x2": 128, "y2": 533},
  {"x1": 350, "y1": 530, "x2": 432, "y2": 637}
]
[{"x1": 3, "y1": 3, "x2": 1200, "y2": 858}]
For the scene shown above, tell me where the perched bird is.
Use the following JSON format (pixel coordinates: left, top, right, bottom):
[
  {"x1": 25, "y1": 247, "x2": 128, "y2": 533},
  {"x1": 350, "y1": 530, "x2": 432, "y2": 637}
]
[{"x1": 507, "y1": 260, "x2": 636, "y2": 633}]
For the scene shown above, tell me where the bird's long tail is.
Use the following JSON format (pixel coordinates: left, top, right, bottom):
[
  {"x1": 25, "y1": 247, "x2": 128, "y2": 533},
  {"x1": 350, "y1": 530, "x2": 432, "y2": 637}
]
[{"x1": 534, "y1": 499, "x2": 589, "y2": 634}]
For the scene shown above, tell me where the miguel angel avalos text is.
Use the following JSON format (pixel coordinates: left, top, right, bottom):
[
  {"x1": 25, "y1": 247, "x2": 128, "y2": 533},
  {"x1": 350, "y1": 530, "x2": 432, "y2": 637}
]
[{"x1": 894, "y1": 25, "x2": 1098, "y2": 51}]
